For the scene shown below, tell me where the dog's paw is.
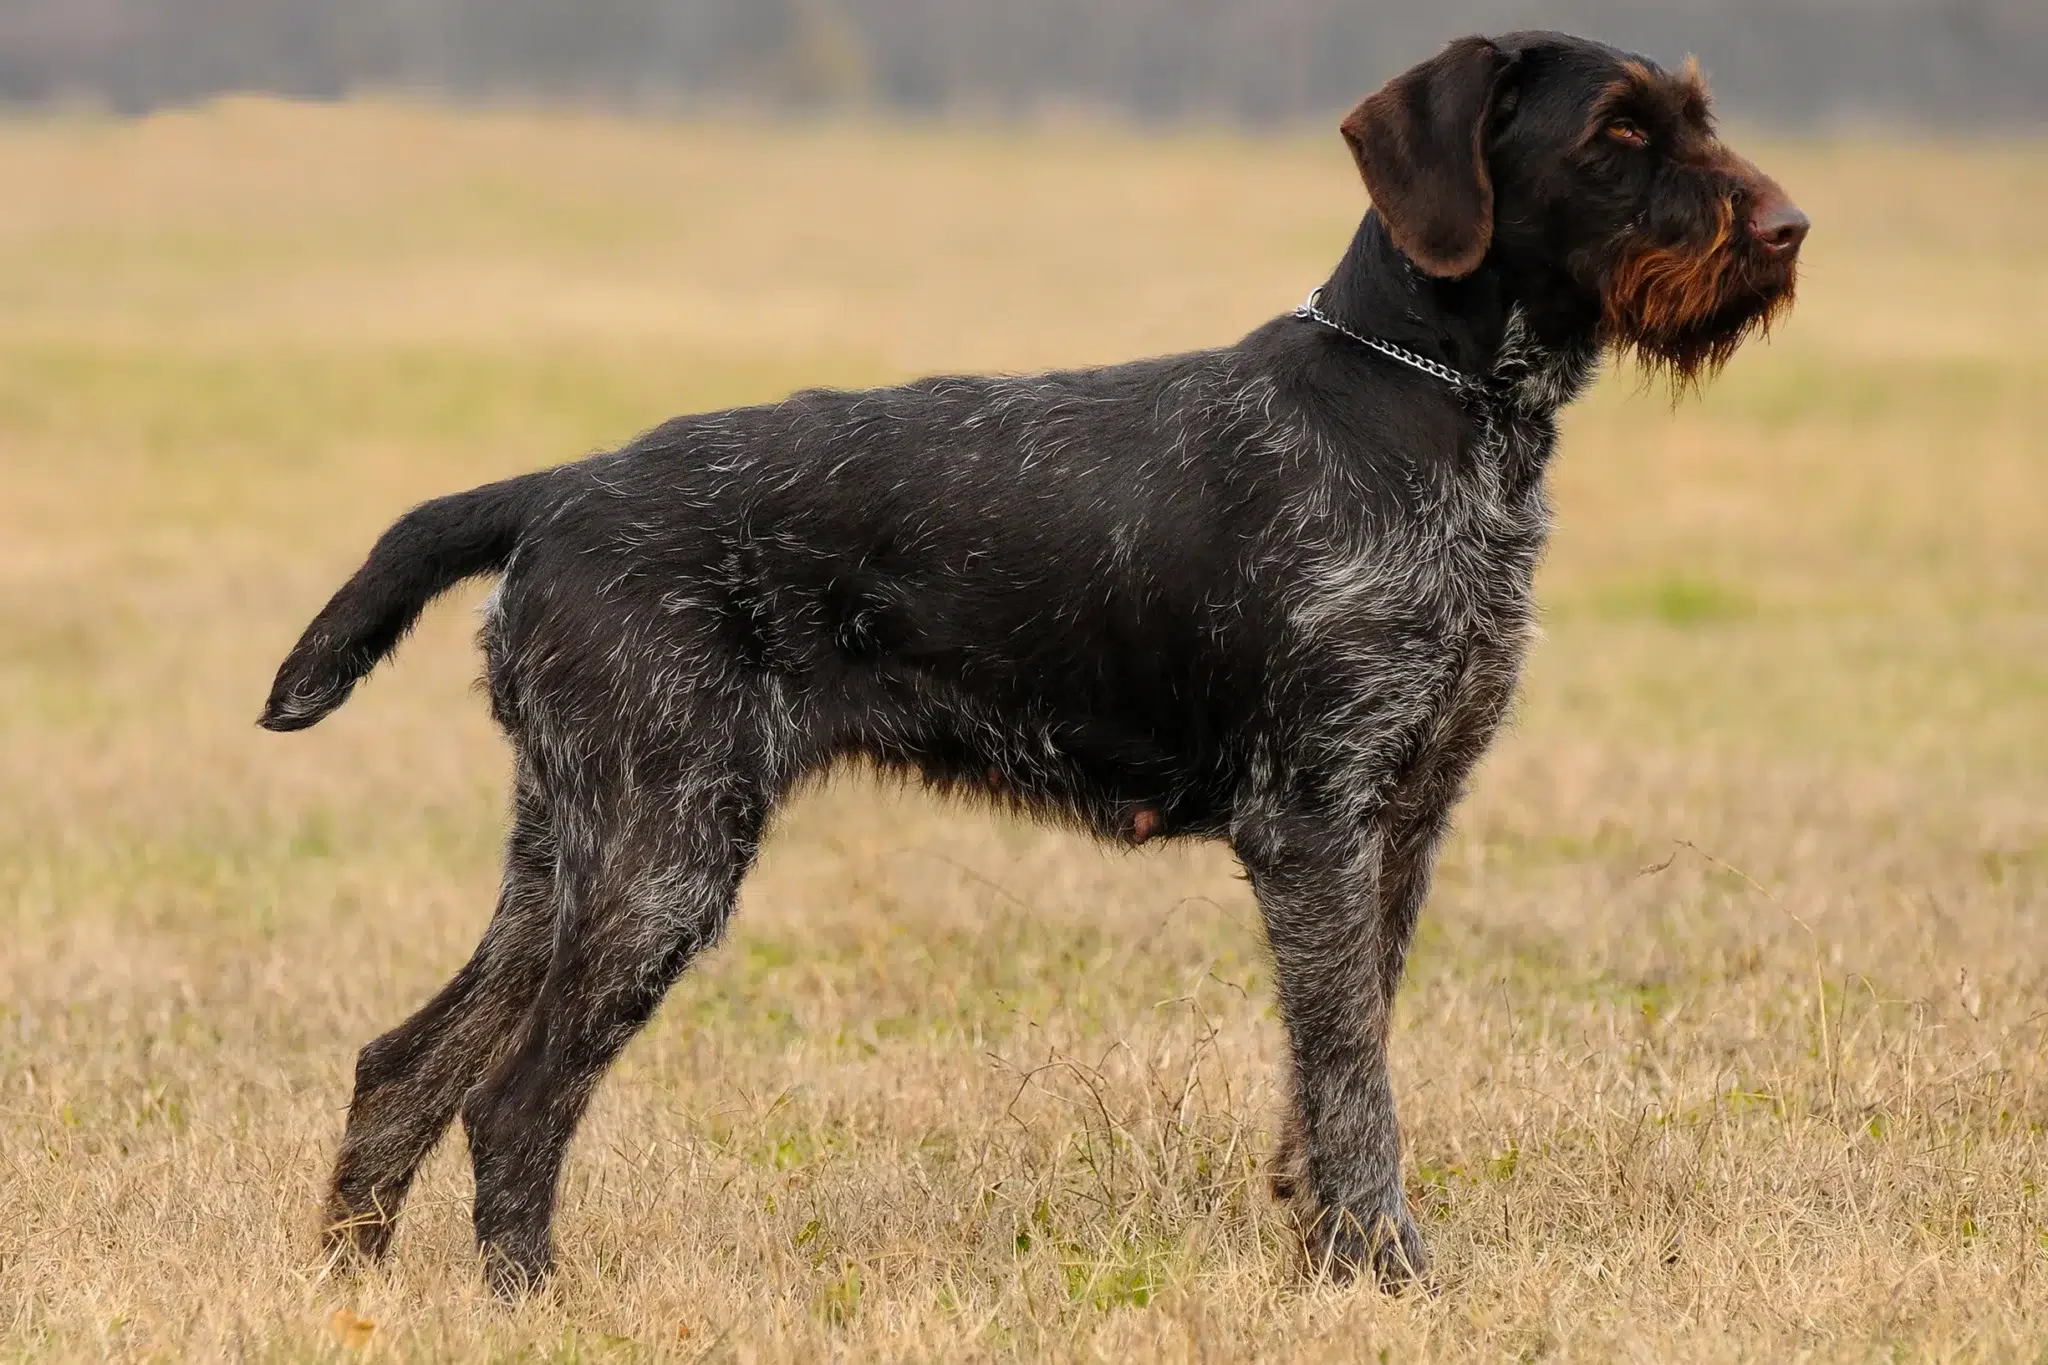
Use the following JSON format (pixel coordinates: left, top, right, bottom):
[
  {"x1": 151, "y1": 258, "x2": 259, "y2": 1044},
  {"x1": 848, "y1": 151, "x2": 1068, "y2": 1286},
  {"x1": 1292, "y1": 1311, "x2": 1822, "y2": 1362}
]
[
  {"x1": 479, "y1": 1237, "x2": 554, "y2": 1301},
  {"x1": 1307, "y1": 1200, "x2": 1429, "y2": 1291},
  {"x1": 320, "y1": 1201, "x2": 397, "y2": 1268}
]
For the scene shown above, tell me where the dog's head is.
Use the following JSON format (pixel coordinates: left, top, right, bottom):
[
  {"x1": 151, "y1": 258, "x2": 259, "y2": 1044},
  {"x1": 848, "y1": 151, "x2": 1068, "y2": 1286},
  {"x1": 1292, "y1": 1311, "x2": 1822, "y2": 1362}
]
[{"x1": 1342, "y1": 32, "x2": 1805, "y2": 387}]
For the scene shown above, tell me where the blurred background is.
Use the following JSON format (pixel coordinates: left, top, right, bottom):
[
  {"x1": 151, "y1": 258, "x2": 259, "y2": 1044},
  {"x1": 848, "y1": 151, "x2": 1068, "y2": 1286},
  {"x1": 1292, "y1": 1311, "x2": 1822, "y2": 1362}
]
[
  {"x1": 2, "y1": 3, "x2": 2044, "y2": 1362},
  {"x1": 4, "y1": 0, "x2": 2045, "y2": 125}
]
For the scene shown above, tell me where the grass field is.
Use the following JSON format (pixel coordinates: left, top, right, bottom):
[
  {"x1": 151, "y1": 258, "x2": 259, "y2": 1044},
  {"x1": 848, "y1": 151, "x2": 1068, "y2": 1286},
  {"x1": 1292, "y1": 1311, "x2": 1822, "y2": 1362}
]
[{"x1": 1, "y1": 101, "x2": 2044, "y2": 1362}]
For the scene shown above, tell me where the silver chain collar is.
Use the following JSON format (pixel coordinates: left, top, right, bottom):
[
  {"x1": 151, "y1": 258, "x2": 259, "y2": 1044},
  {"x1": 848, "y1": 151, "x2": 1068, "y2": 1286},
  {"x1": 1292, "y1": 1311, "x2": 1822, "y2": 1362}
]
[{"x1": 1294, "y1": 287, "x2": 1481, "y2": 397}]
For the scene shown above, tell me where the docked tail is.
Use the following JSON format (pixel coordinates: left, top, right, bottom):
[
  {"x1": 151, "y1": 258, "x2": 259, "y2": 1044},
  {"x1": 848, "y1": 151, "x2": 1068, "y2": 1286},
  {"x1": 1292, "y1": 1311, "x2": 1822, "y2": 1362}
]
[{"x1": 259, "y1": 470, "x2": 552, "y2": 732}]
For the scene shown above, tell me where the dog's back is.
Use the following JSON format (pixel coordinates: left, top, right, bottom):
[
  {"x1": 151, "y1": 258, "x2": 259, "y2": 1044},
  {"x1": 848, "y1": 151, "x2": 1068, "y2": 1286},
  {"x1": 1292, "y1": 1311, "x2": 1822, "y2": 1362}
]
[{"x1": 285, "y1": 340, "x2": 1424, "y2": 844}]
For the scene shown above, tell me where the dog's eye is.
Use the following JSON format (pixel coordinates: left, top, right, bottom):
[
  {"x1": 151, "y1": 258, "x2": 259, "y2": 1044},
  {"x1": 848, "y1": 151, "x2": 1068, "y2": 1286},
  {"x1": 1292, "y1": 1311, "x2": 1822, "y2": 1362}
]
[{"x1": 1607, "y1": 118, "x2": 1650, "y2": 148}]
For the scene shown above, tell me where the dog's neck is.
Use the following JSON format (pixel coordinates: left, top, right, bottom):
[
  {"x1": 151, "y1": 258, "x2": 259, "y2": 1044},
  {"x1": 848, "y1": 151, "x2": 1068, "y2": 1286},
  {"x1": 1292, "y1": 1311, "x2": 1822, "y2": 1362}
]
[{"x1": 1314, "y1": 211, "x2": 1599, "y2": 412}]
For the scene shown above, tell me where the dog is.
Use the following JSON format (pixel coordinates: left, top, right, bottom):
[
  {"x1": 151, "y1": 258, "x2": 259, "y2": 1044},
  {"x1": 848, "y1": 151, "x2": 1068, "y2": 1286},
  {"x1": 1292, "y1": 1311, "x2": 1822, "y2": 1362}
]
[{"x1": 261, "y1": 30, "x2": 1805, "y2": 1294}]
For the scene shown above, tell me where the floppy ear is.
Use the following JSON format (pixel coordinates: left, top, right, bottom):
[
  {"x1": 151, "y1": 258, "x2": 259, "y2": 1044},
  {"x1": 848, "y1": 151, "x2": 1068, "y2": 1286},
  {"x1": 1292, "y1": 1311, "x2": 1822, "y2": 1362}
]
[{"x1": 1341, "y1": 36, "x2": 1517, "y2": 279}]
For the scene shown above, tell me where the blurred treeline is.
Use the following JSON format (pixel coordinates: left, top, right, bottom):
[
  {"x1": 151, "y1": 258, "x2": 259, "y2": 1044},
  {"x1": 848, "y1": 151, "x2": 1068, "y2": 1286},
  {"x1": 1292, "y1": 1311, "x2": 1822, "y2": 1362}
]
[{"x1": 2, "y1": 0, "x2": 2041, "y2": 126}]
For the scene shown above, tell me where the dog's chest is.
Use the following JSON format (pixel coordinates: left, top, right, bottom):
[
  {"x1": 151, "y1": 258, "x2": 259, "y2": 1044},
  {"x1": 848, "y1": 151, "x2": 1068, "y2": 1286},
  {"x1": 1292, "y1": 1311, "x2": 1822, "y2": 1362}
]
[
  {"x1": 1436, "y1": 406, "x2": 1559, "y2": 703},
  {"x1": 1416, "y1": 339, "x2": 1592, "y2": 666},
  {"x1": 1287, "y1": 401, "x2": 1557, "y2": 639},
  {"x1": 1457, "y1": 403, "x2": 1560, "y2": 613},
  {"x1": 1413, "y1": 419, "x2": 1555, "y2": 726},
  {"x1": 1270, "y1": 390, "x2": 1566, "y2": 787}
]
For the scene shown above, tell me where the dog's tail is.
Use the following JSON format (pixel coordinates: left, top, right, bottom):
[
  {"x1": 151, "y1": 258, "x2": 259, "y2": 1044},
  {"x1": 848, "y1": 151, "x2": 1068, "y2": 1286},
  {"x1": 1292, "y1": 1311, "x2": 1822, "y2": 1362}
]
[{"x1": 258, "y1": 470, "x2": 553, "y2": 732}]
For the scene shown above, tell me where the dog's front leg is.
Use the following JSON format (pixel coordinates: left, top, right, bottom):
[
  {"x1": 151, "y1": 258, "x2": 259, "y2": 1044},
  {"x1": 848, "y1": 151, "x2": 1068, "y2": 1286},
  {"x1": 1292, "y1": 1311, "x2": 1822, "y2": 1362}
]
[{"x1": 1235, "y1": 799, "x2": 1426, "y2": 1287}]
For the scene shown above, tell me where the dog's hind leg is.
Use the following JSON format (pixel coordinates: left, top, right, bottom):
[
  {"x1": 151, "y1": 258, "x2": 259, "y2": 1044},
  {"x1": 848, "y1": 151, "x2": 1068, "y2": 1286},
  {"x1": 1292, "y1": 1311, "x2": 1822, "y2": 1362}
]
[
  {"x1": 459, "y1": 765, "x2": 769, "y2": 1296},
  {"x1": 322, "y1": 772, "x2": 559, "y2": 1263}
]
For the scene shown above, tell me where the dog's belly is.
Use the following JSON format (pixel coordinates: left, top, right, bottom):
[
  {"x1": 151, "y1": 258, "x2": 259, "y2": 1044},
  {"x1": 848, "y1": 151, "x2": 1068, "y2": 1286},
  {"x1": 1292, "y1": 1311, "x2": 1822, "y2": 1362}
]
[
  {"x1": 789, "y1": 581, "x2": 1256, "y2": 842},
  {"x1": 873, "y1": 689, "x2": 1242, "y2": 842}
]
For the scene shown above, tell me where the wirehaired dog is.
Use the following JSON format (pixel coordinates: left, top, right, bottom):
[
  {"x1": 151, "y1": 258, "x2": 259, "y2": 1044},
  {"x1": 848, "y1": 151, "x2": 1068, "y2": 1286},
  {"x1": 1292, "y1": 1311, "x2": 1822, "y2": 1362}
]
[{"x1": 262, "y1": 31, "x2": 1805, "y2": 1293}]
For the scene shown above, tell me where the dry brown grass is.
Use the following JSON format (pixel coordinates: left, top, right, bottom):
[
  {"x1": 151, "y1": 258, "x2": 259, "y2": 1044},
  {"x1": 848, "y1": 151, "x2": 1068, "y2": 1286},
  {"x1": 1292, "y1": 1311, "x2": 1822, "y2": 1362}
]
[{"x1": 1, "y1": 102, "x2": 2044, "y2": 1362}]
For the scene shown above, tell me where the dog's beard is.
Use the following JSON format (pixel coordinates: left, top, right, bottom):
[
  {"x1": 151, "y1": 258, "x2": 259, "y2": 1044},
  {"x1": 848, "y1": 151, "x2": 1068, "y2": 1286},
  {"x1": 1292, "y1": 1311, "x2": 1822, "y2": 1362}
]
[{"x1": 1599, "y1": 199, "x2": 1797, "y2": 391}]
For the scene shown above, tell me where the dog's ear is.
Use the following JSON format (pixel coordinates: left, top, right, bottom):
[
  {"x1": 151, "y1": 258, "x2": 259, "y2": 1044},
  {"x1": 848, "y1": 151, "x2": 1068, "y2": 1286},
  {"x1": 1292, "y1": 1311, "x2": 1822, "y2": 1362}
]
[{"x1": 1341, "y1": 36, "x2": 1518, "y2": 279}]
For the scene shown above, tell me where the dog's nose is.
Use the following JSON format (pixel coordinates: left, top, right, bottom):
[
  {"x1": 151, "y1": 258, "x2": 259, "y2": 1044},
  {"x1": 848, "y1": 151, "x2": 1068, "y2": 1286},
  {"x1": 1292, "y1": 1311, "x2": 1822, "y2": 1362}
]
[{"x1": 1752, "y1": 198, "x2": 1810, "y2": 256}]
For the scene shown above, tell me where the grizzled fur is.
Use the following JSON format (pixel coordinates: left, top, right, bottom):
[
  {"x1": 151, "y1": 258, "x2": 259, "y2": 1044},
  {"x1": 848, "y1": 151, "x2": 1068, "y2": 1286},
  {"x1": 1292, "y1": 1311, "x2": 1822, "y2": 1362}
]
[{"x1": 262, "y1": 30, "x2": 1804, "y2": 1295}]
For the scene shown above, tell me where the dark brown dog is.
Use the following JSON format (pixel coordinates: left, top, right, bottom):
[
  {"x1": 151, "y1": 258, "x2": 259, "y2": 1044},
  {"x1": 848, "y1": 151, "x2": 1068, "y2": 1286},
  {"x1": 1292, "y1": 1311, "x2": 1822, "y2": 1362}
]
[{"x1": 263, "y1": 31, "x2": 1803, "y2": 1293}]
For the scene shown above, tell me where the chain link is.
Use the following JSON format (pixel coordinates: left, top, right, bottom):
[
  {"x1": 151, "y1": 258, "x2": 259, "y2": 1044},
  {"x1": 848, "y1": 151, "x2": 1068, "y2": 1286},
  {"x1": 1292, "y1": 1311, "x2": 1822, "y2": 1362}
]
[{"x1": 1293, "y1": 287, "x2": 1480, "y2": 396}]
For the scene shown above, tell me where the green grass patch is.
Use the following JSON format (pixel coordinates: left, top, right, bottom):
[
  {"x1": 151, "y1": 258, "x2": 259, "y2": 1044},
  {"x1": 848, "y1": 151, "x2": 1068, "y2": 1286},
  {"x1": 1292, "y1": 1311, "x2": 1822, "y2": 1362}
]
[{"x1": 1596, "y1": 574, "x2": 1759, "y2": 626}]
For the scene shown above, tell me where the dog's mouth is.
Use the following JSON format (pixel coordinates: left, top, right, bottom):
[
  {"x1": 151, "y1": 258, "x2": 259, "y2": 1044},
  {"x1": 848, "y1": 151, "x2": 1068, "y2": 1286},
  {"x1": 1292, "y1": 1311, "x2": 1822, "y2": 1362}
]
[{"x1": 1597, "y1": 199, "x2": 1799, "y2": 389}]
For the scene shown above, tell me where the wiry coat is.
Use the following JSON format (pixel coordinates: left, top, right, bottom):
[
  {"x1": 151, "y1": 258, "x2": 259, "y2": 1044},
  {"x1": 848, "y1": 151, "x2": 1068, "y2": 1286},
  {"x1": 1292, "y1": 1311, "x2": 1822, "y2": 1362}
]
[
  {"x1": 473, "y1": 314, "x2": 1584, "y2": 846},
  {"x1": 262, "y1": 29, "x2": 1802, "y2": 1294}
]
